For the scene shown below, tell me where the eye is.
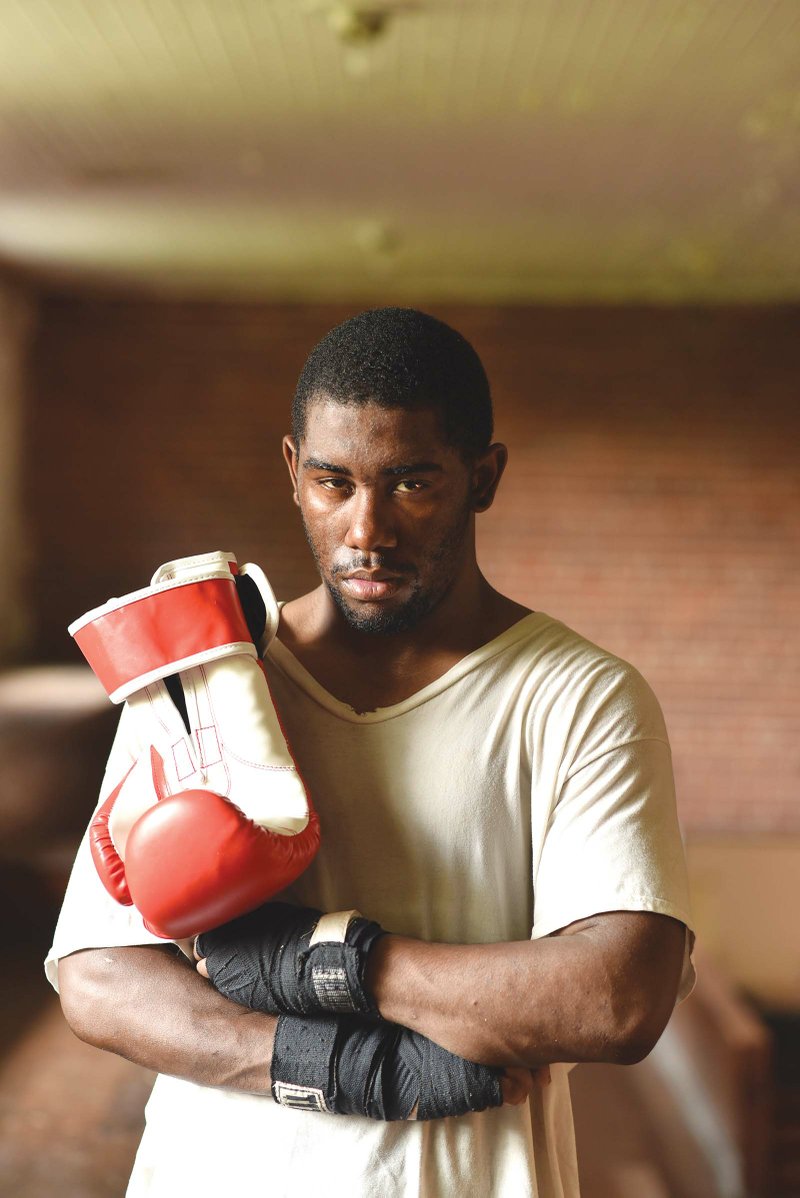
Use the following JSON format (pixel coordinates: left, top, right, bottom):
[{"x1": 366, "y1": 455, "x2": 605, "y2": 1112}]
[
  {"x1": 394, "y1": 479, "x2": 428, "y2": 494},
  {"x1": 318, "y1": 477, "x2": 352, "y2": 491}
]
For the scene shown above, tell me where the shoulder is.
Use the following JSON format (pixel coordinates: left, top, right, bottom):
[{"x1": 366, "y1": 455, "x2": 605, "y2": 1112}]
[
  {"x1": 274, "y1": 589, "x2": 326, "y2": 654},
  {"x1": 507, "y1": 614, "x2": 668, "y2": 745}
]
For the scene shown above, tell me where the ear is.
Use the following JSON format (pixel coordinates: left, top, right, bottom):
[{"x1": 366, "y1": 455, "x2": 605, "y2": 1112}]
[
  {"x1": 282, "y1": 436, "x2": 301, "y2": 507},
  {"x1": 471, "y1": 443, "x2": 508, "y2": 513}
]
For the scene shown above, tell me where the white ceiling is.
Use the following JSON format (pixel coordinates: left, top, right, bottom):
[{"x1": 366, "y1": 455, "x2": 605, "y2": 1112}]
[{"x1": 0, "y1": 0, "x2": 798, "y2": 301}]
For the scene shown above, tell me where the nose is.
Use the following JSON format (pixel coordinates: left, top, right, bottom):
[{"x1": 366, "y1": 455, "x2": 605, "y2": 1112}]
[{"x1": 344, "y1": 487, "x2": 398, "y2": 553}]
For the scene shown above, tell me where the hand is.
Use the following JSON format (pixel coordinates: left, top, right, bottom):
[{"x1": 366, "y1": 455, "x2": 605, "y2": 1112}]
[
  {"x1": 194, "y1": 901, "x2": 386, "y2": 1017},
  {"x1": 270, "y1": 1012, "x2": 506, "y2": 1121},
  {"x1": 500, "y1": 1065, "x2": 550, "y2": 1106},
  {"x1": 195, "y1": 942, "x2": 209, "y2": 977}
]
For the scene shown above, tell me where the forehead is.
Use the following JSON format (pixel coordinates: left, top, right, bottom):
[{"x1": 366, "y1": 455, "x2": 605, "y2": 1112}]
[{"x1": 301, "y1": 398, "x2": 460, "y2": 470}]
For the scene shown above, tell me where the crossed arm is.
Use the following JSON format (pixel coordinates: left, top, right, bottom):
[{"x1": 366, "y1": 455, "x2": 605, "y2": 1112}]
[
  {"x1": 362, "y1": 910, "x2": 685, "y2": 1068},
  {"x1": 58, "y1": 909, "x2": 686, "y2": 1099}
]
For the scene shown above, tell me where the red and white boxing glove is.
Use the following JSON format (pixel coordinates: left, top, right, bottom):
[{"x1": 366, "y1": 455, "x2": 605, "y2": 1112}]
[{"x1": 69, "y1": 550, "x2": 320, "y2": 941}]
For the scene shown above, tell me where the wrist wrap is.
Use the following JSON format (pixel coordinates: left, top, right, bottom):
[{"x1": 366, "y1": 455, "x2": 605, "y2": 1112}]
[
  {"x1": 270, "y1": 1014, "x2": 504, "y2": 1121},
  {"x1": 197, "y1": 901, "x2": 386, "y2": 1018}
]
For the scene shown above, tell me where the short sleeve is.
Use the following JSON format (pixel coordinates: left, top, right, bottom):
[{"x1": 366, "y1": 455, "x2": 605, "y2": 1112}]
[
  {"x1": 531, "y1": 666, "x2": 695, "y2": 1002},
  {"x1": 44, "y1": 704, "x2": 168, "y2": 992}
]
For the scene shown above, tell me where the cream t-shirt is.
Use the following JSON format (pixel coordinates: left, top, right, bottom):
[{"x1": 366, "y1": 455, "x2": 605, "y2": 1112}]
[{"x1": 46, "y1": 612, "x2": 694, "y2": 1198}]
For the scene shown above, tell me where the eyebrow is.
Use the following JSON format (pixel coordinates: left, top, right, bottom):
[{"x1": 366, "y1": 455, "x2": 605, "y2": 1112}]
[{"x1": 302, "y1": 457, "x2": 443, "y2": 477}]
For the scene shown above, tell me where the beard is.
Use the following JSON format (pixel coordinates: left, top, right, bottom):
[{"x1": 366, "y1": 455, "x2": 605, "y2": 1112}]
[
  {"x1": 300, "y1": 502, "x2": 472, "y2": 636},
  {"x1": 326, "y1": 570, "x2": 437, "y2": 634}
]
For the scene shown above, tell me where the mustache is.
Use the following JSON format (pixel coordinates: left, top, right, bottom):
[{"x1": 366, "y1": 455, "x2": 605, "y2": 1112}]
[{"x1": 332, "y1": 556, "x2": 416, "y2": 578}]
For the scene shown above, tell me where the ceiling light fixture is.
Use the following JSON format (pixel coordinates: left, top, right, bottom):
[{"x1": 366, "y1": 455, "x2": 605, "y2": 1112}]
[{"x1": 326, "y1": 5, "x2": 390, "y2": 44}]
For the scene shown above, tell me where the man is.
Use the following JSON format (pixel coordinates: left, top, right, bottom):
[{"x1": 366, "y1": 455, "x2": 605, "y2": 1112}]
[{"x1": 49, "y1": 307, "x2": 694, "y2": 1197}]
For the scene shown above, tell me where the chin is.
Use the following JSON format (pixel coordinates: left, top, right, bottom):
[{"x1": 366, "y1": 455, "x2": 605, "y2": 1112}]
[{"x1": 329, "y1": 583, "x2": 436, "y2": 635}]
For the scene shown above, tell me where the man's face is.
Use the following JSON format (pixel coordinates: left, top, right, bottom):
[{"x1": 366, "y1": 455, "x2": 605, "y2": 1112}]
[{"x1": 285, "y1": 398, "x2": 477, "y2": 634}]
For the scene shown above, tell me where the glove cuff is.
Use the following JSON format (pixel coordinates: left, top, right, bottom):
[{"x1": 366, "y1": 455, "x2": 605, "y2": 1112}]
[
  {"x1": 69, "y1": 551, "x2": 254, "y2": 702},
  {"x1": 69, "y1": 550, "x2": 282, "y2": 703}
]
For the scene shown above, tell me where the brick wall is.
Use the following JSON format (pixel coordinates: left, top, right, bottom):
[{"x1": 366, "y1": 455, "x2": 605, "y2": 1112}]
[
  {"x1": 0, "y1": 279, "x2": 35, "y2": 663},
  {"x1": 26, "y1": 299, "x2": 799, "y2": 832}
]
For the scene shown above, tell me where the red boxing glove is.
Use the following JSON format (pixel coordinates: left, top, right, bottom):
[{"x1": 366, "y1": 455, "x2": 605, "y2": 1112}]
[
  {"x1": 71, "y1": 551, "x2": 320, "y2": 940},
  {"x1": 126, "y1": 786, "x2": 319, "y2": 939}
]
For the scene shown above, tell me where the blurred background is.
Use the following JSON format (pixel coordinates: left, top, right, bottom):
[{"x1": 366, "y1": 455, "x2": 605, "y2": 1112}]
[{"x1": 0, "y1": 1, "x2": 797, "y2": 1195}]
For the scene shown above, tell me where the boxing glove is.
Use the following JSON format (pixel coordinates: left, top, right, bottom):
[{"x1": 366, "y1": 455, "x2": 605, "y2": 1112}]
[{"x1": 69, "y1": 551, "x2": 320, "y2": 940}]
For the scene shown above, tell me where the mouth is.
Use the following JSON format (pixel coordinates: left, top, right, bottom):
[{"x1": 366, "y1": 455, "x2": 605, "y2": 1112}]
[{"x1": 339, "y1": 571, "x2": 405, "y2": 601}]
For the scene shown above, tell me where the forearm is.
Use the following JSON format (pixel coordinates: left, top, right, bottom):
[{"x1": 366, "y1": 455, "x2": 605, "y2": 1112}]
[
  {"x1": 58, "y1": 944, "x2": 276, "y2": 1094},
  {"x1": 365, "y1": 913, "x2": 685, "y2": 1069}
]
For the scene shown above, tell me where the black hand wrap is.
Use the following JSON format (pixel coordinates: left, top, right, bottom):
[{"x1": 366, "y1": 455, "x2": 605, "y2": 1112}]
[
  {"x1": 196, "y1": 902, "x2": 386, "y2": 1018},
  {"x1": 270, "y1": 1013, "x2": 504, "y2": 1121}
]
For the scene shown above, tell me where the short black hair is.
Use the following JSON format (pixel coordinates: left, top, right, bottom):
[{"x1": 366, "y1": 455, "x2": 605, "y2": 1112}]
[{"x1": 292, "y1": 307, "x2": 493, "y2": 460}]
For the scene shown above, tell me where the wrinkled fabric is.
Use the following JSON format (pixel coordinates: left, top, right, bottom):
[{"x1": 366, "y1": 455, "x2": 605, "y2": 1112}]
[{"x1": 46, "y1": 612, "x2": 694, "y2": 1197}]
